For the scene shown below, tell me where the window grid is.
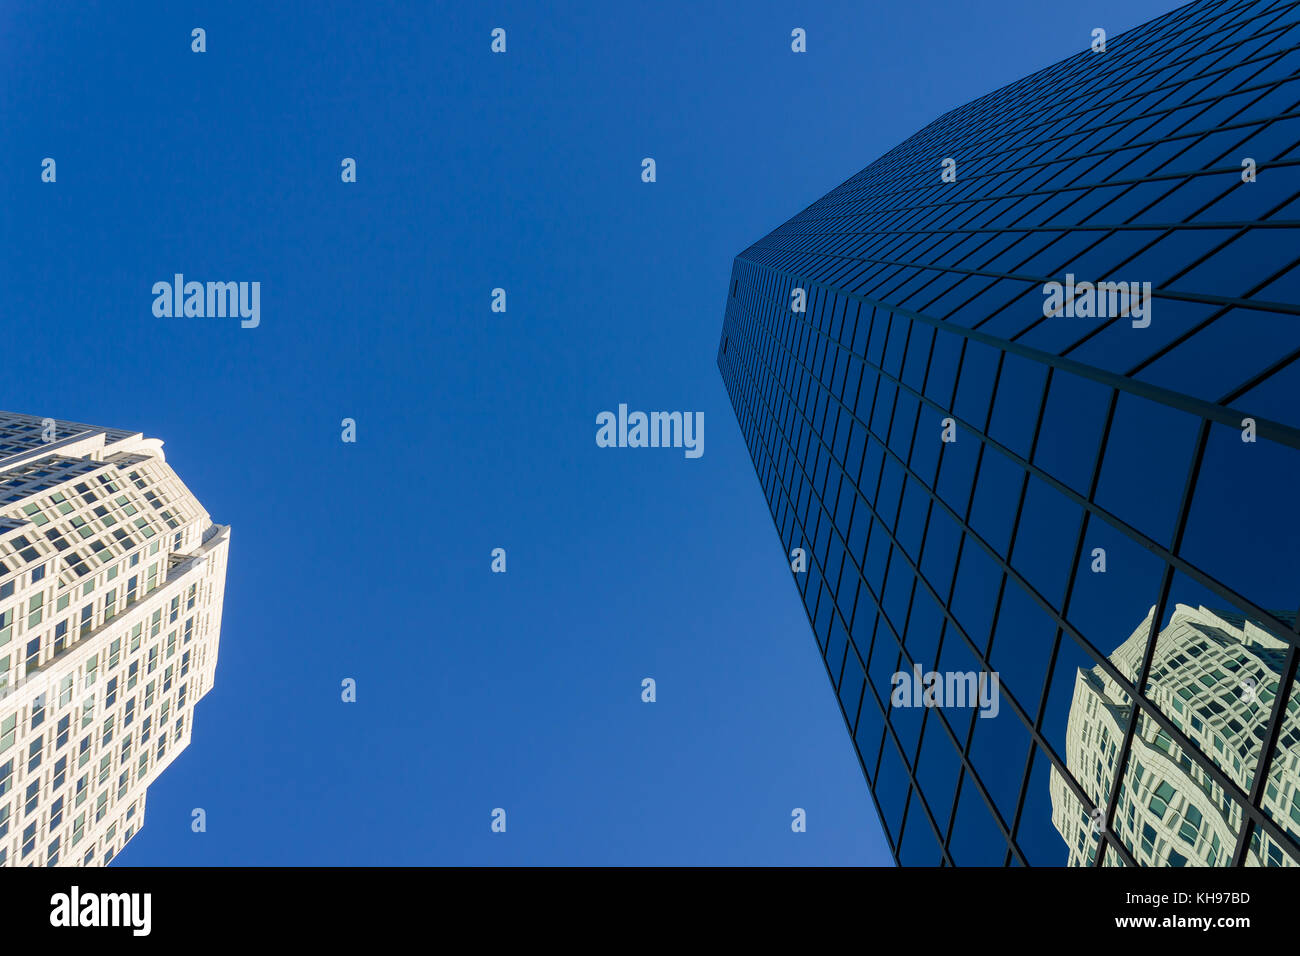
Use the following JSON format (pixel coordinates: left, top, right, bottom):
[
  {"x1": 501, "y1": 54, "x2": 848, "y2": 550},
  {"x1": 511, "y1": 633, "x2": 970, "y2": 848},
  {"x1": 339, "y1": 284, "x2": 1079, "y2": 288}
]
[{"x1": 718, "y1": 0, "x2": 1300, "y2": 867}]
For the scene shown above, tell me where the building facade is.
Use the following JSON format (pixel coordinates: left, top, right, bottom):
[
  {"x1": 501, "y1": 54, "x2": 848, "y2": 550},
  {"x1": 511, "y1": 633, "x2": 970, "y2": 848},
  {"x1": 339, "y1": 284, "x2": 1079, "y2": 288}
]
[
  {"x1": 717, "y1": 0, "x2": 1300, "y2": 865},
  {"x1": 0, "y1": 412, "x2": 229, "y2": 866}
]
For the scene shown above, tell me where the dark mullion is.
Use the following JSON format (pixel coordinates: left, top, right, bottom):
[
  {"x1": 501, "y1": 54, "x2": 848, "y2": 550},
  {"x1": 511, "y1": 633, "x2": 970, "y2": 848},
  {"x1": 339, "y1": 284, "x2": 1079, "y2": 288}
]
[{"x1": 1232, "y1": 643, "x2": 1300, "y2": 865}]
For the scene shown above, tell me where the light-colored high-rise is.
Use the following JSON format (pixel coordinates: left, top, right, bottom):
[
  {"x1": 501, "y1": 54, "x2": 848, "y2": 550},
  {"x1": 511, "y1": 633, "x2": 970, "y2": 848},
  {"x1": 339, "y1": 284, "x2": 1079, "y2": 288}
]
[
  {"x1": 0, "y1": 412, "x2": 229, "y2": 866},
  {"x1": 1051, "y1": 604, "x2": 1300, "y2": 867}
]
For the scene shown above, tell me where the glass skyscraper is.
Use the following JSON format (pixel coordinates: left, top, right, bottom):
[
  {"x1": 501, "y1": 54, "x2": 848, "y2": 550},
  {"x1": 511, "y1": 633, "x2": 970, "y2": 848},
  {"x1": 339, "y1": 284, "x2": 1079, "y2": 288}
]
[{"x1": 717, "y1": 0, "x2": 1300, "y2": 865}]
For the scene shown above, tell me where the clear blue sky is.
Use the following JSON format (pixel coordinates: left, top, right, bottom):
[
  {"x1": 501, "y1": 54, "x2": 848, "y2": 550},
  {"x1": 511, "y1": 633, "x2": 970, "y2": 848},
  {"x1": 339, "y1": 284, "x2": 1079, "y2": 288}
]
[{"x1": 1, "y1": 0, "x2": 1181, "y2": 865}]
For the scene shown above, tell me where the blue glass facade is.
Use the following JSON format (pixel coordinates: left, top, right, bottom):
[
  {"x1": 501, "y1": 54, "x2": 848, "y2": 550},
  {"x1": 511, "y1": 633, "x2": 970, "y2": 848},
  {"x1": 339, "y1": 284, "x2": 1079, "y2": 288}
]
[{"x1": 718, "y1": 0, "x2": 1300, "y2": 865}]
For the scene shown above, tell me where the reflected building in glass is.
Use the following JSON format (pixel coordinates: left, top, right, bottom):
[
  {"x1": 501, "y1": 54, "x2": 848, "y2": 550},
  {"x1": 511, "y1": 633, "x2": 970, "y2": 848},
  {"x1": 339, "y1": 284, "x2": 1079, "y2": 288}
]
[
  {"x1": 1050, "y1": 604, "x2": 1299, "y2": 866},
  {"x1": 717, "y1": 0, "x2": 1300, "y2": 865}
]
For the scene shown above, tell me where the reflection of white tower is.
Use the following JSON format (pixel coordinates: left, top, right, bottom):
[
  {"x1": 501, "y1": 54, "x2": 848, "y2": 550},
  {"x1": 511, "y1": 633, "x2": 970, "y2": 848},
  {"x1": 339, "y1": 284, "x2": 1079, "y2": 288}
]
[
  {"x1": 1050, "y1": 604, "x2": 1298, "y2": 866},
  {"x1": 1049, "y1": 609, "x2": 1149, "y2": 867},
  {"x1": 0, "y1": 413, "x2": 230, "y2": 866}
]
